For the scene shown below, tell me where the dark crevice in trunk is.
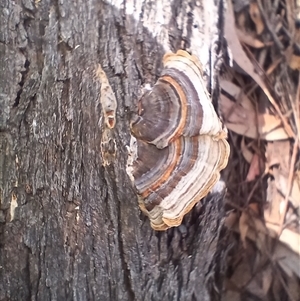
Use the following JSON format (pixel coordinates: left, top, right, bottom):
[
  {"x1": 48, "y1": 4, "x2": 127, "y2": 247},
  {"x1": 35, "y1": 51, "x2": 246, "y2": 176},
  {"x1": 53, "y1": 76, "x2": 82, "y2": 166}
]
[{"x1": 13, "y1": 58, "x2": 30, "y2": 107}]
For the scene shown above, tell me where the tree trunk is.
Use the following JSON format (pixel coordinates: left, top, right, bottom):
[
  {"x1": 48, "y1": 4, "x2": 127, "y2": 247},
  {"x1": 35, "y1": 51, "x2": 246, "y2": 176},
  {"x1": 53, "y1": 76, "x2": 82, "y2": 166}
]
[{"x1": 0, "y1": 1, "x2": 228, "y2": 300}]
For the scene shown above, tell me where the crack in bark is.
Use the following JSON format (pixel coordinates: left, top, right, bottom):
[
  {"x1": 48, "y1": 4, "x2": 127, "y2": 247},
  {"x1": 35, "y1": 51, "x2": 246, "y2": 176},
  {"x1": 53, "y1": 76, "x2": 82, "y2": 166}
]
[
  {"x1": 13, "y1": 57, "x2": 30, "y2": 108},
  {"x1": 13, "y1": 8, "x2": 33, "y2": 108},
  {"x1": 115, "y1": 177, "x2": 136, "y2": 301}
]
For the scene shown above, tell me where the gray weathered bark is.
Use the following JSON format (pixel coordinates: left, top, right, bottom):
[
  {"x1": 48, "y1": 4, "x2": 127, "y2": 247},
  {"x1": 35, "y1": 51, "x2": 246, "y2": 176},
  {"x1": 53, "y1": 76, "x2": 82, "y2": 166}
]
[{"x1": 0, "y1": 0, "x2": 228, "y2": 300}]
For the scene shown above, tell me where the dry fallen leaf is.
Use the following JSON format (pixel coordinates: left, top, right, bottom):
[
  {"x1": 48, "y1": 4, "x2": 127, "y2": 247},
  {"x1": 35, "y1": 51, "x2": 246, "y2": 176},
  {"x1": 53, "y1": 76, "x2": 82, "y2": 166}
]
[
  {"x1": 246, "y1": 153, "x2": 263, "y2": 182},
  {"x1": 262, "y1": 266, "x2": 273, "y2": 296},
  {"x1": 220, "y1": 80, "x2": 289, "y2": 140},
  {"x1": 249, "y1": 2, "x2": 264, "y2": 35},
  {"x1": 224, "y1": 211, "x2": 239, "y2": 229},
  {"x1": 241, "y1": 138, "x2": 253, "y2": 164},
  {"x1": 223, "y1": 1, "x2": 300, "y2": 299},
  {"x1": 225, "y1": 0, "x2": 294, "y2": 139},
  {"x1": 288, "y1": 53, "x2": 300, "y2": 70},
  {"x1": 236, "y1": 27, "x2": 265, "y2": 48},
  {"x1": 285, "y1": 45, "x2": 300, "y2": 70},
  {"x1": 239, "y1": 210, "x2": 250, "y2": 249},
  {"x1": 265, "y1": 140, "x2": 300, "y2": 238}
]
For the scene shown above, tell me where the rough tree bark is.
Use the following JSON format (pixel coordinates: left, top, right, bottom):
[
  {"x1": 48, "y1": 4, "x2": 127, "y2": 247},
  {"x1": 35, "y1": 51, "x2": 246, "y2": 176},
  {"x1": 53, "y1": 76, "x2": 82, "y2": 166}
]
[{"x1": 0, "y1": 0, "x2": 229, "y2": 300}]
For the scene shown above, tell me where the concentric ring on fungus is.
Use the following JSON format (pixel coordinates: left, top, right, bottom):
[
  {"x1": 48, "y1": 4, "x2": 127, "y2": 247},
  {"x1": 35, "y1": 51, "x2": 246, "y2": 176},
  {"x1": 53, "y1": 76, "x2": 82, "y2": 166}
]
[{"x1": 127, "y1": 50, "x2": 230, "y2": 231}]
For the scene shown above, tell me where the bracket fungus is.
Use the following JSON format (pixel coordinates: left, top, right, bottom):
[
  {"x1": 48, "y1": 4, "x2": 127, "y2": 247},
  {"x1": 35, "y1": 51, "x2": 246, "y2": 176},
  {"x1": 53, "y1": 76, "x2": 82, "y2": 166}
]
[{"x1": 127, "y1": 50, "x2": 230, "y2": 231}]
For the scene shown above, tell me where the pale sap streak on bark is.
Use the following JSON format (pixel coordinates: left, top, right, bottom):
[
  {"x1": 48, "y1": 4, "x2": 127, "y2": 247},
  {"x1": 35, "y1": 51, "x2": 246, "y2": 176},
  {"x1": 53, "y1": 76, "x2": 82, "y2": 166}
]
[
  {"x1": 176, "y1": 2, "x2": 189, "y2": 45},
  {"x1": 202, "y1": 2, "x2": 221, "y2": 89},
  {"x1": 141, "y1": 1, "x2": 172, "y2": 51},
  {"x1": 110, "y1": 0, "x2": 172, "y2": 52},
  {"x1": 95, "y1": 64, "x2": 118, "y2": 166},
  {"x1": 96, "y1": 64, "x2": 117, "y2": 129},
  {"x1": 124, "y1": 0, "x2": 144, "y2": 22},
  {"x1": 10, "y1": 193, "x2": 18, "y2": 221}
]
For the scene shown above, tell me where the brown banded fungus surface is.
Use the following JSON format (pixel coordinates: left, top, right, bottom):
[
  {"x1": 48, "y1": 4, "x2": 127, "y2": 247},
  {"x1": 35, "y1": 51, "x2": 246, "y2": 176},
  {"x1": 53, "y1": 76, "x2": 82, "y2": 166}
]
[{"x1": 127, "y1": 50, "x2": 230, "y2": 231}]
